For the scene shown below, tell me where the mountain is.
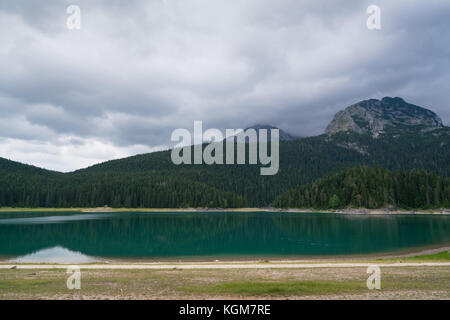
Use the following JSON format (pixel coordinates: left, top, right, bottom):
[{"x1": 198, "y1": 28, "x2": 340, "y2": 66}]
[
  {"x1": 1, "y1": 97, "x2": 449, "y2": 209},
  {"x1": 244, "y1": 124, "x2": 298, "y2": 141},
  {"x1": 325, "y1": 97, "x2": 443, "y2": 137}
]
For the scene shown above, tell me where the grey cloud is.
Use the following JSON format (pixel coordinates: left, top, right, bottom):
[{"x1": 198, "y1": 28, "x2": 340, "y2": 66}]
[{"x1": 0, "y1": 0, "x2": 449, "y2": 170}]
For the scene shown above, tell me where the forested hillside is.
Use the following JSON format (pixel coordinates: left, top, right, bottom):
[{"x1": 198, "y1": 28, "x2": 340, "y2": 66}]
[
  {"x1": 1, "y1": 97, "x2": 449, "y2": 209},
  {"x1": 0, "y1": 161, "x2": 247, "y2": 208},
  {"x1": 73, "y1": 126, "x2": 450, "y2": 207},
  {"x1": 1, "y1": 126, "x2": 449, "y2": 208},
  {"x1": 273, "y1": 166, "x2": 450, "y2": 209}
]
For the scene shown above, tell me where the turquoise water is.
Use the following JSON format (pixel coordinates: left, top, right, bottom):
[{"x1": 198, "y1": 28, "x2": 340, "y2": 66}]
[{"x1": 0, "y1": 211, "x2": 449, "y2": 262}]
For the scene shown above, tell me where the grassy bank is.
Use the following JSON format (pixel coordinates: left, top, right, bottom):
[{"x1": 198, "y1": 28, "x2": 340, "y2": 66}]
[
  {"x1": 377, "y1": 251, "x2": 450, "y2": 262},
  {"x1": 0, "y1": 265, "x2": 448, "y2": 300},
  {"x1": 1, "y1": 252, "x2": 448, "y2": 299}
]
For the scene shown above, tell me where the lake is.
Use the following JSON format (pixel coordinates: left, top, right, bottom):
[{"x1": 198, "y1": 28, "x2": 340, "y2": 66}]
[{"x1": 0, "y1": 211, "x2": 449, "y2": 263}]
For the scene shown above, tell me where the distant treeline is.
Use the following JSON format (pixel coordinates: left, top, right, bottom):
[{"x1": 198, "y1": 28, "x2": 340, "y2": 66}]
[
  {"x1": 273, "y1": 166, "x2": 450, "y2": 209},
  {"x1": 0, "y1": 170, "x2": 247, "y2": 208}
]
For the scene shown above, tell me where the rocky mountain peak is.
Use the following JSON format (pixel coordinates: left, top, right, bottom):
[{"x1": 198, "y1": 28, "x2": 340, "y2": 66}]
[{"x1": 325, "y1": 97, "x2": 443, "y2": 137}]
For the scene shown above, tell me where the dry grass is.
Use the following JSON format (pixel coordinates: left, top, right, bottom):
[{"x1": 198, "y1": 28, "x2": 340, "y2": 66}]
[{"x1": 0, "y1": 266, "x2": 448, "y2": 300}]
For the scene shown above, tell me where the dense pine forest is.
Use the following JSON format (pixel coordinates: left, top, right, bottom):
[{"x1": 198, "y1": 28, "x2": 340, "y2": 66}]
[
  {"x1": 0, "y1": 162, "x2": 247, "y2": 208},
  {"x1": 1, "y1": 124, "x2": 449, "y2": 209},
  {"x1": 273, "y1": 166, "x2": 450, "y2": 209}
]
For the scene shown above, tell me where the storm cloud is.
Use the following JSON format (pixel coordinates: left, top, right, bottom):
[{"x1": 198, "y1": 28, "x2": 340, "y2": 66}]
[{"x1": 0, "y1": 0, "x2": 449, "y2": 171}]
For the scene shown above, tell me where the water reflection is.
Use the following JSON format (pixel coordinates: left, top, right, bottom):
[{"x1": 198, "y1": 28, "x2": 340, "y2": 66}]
[
  {"x1": 0, "y1": 213, "x2": 110, "y2": 225},
  {"x1": 7, "y1": 246, "x2": 97, "y2": 263},
  {"x1": 0, "y1": 212, "x2": 449, "y2": 262}
]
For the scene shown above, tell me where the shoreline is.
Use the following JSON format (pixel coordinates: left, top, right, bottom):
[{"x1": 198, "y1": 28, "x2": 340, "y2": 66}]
[
  {"x1": 0, "y1": 207, "x2": 449, "y2": 215},
  {"x1": 1, "y1": 262, "x2": 449, "y2": 270},
  {"x1": 1, "y1": 246, "x2": 449, "y2": 266}
]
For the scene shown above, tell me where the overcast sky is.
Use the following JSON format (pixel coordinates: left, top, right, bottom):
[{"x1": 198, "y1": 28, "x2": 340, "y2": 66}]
[{"x1": 0, "y1": 0, "x2": 449, "y2": 172}]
